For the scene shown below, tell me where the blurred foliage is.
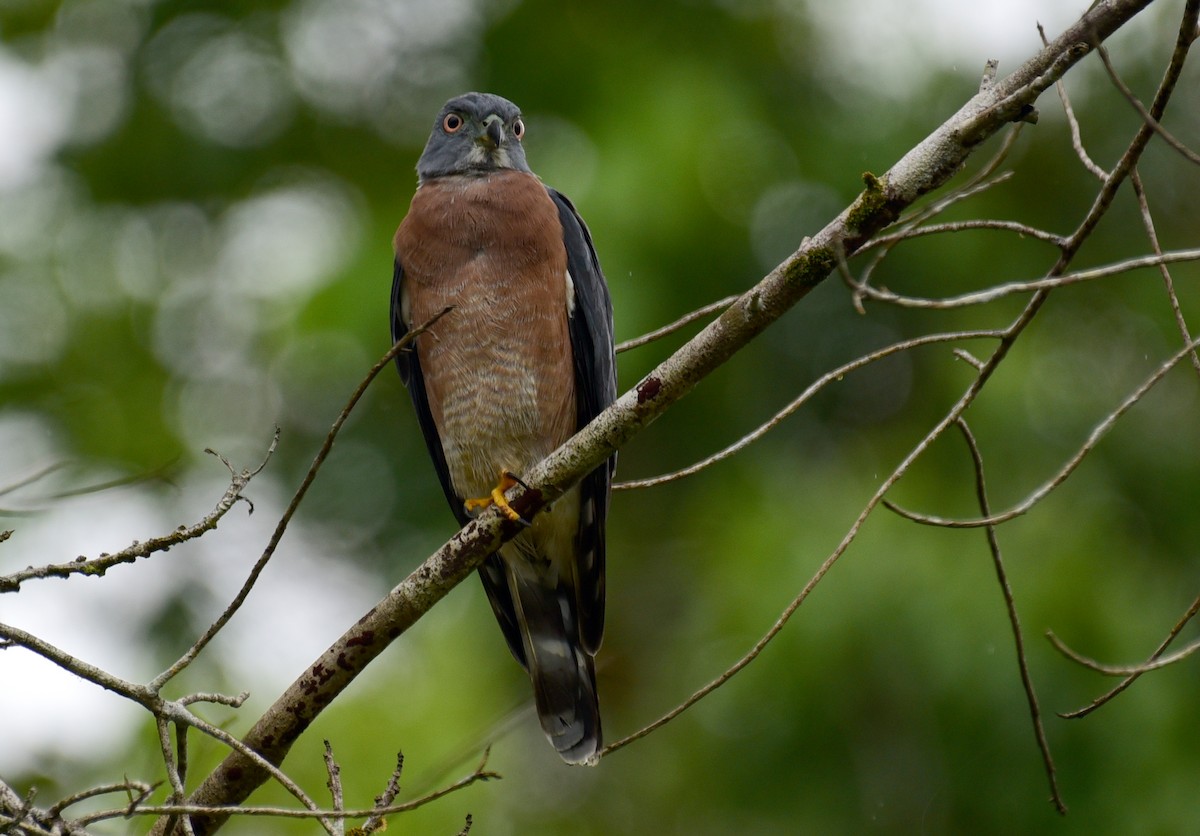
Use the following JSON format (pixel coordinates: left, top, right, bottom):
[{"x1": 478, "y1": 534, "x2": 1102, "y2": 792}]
[{"x1": 2, "y1": 0, "x2": 1199, "y2": 833}]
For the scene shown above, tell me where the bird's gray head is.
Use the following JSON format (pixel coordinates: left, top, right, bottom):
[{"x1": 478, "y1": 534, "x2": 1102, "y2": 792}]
[{"x1": 416, "y1": 92, "x2": 532, "y2": 182}]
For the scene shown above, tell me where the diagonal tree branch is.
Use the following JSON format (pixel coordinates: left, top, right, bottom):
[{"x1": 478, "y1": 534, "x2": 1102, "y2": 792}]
[{"x1": 156, "y1": 2, "x2": 1160, "y2": 832}]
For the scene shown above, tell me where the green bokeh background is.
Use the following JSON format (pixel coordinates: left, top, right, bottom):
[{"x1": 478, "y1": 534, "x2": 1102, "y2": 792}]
[{"x1": 2, "y1": 0, "x2": 1199, "y2": 833}]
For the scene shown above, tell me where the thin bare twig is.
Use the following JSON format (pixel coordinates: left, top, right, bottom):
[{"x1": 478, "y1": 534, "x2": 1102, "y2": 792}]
[
  {"x1": 1, "y1": 777, "x2": 152, "y2": 830},
  {"x1": 885, "y1": 334, "x2": 1200, "y2": 528},
  {"x1": 406, "y1": 700, "x2": 529, "y2": 796},
  {"x1": 603, "y1": 349, "x2": 1006, "y2": 756},
  {"x1": 607, "y1": 292, "x2": 1045, "y2": 757},
  {"x1": 955, "y1": 418, "x2": 1064, "y2": 814},
  {"x1": 0, "y1": 620, "x2": 330, "y2": 826},
  {"x1": 151, "y1": 308, "x2": 451, "y2": 692},
  {"x1": 0, "y1": 462, "x2": 69, "y2": 501},
  {"x1": 1097, "y1": 44, "x2": 1200, "y2": 167},
  {"x1": 361, "y1": 751, "x2": 405, "y2": 834},
  {"x1": 909, "y1": 134, "x2": 1022, "y2": 218},
  {"x1": 0, "y1": 620, "x2": 157, "y2": 703},
  {"x1": 845, "y1": 248, "x2": 1200, "y2": 309},
  {"x1": 953, "y1": 348, "x2": 987, "y2": 371},
  {"x1": 1130, "y1": 170, "x2": 1200, "y2": 378},
  {"x1": 157, "y1": 717, "x2": 195, "y2": 836},
  {"x1": 854, "y1": 131, "x2": 1023, "y2": 302},
  {"x1": 616, "y1": 295, "x2": 740, "y2": 354},
  {"x1": 1040, "y1": 22, "x2": 1109, "y2": 180},
  {"x1": 0, "y1": 458, "x2": 180, "y2": 517},
  {"x1": 859, "y1": 218, "x2": 1068, "y2": 252},
  {"x1": 1049, "y1": 629, "x2": 1200, "y2": 677},
  {"x1": 0, "y1": 440, "x2": 274, "y2": 594},
  {"x1": 178, "y1": 691, "x2": 249, "y2": 708},
  {"x1": 39, "y1": 779, "x2": 155, "y2": 826},
  {"x1": 78, "y1": 753, "x2": 497, "y2": 827},
  {"x1": 616, "y1": 329, "x2": 1005, "y2": 491},
  {"x1": 170, "y1": 700, "x2": 334, "y2": 832},
  {"x1": 1052, "y1": 592, "x2": 1200, "y2": 719},
  {"x1": 324, "y1": 741, "x2": 344, "y2": 836}
]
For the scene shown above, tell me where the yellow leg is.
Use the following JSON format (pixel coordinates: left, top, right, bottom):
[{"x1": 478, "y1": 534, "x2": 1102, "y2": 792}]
[{"x1": 464, "y1": 470, "x2": 525, "y2": 522}]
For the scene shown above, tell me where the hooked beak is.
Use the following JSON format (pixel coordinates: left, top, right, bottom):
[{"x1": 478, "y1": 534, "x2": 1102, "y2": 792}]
[{"x1": 478, "y1": 114, "x2": 505, "y2": 150}]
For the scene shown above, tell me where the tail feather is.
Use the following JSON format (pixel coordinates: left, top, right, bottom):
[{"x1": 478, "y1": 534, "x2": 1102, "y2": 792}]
[{"x1": 508, "y1": 568, "x2": 601, "y2": 765}]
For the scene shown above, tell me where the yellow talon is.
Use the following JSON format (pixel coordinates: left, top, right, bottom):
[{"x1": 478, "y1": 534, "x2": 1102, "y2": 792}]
[{"x1": 464, "y1": 471, "x2": 525, "y2": 523}]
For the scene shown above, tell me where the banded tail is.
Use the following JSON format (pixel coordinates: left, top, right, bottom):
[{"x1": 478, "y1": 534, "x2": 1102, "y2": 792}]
[{"x1": 507, "y1": 564, "x2": 602, "y2": 765}]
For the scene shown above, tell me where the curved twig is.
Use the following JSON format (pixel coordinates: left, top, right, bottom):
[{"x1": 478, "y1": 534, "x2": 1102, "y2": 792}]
[
  {"x1": 1040, "y1": 21, "x2": 1109, "y2": 180},
  {"x1": 883, "y1": 335, "x2": 1200, "y2": 529},
  {"x1": 859, "y1": 219, "x2": 1068, "y2": 252},
  {"x1": 1052, "y1": 592, "x2": 1200, "y2": 719},
  {"x1": 616, "y1": 295, "x2": 740, "y2": 354},
  {"x1": 1049, "y1": 630, "x2": 1200, "y2": 678},
  {"x1": 845, "y1": 248, "x2": 1200, "y2": 310},
  {"x1": 615, "y1": 329, "x2": 1004, "y2": 491}
]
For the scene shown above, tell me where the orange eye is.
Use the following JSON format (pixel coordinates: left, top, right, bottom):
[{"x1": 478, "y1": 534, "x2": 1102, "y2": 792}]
[
  {"x1": 512, "y1": 118, "x2": 525, "y2": 140},
  {"x1": 443, "y1": 113, "x2": 464, "y2": 133}
]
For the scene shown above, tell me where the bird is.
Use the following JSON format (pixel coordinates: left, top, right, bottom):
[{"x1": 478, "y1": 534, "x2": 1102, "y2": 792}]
[{"x1": 390, "y1": 92, "x2": 616, "y2": 765}]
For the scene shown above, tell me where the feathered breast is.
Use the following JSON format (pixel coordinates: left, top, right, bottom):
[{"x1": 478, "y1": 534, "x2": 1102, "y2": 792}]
[{"x1": 394, "y1": 170, "x2": 577, "y2": 499}]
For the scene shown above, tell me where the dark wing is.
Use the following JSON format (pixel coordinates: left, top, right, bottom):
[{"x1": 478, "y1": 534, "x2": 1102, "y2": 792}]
[
  {"x1": 549, "y1": 187, "x2": 617, "y2": 656},
  {"x1": 391, "y1": 258, "x2": 465, "y2": 523}
]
